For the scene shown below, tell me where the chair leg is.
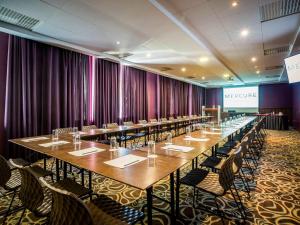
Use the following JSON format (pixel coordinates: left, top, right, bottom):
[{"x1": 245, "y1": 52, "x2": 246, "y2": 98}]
[
  {"x1": 214, "y1": 197, "x2": 225, "y2": 225},
  {"x1": 233, "y1": 184, "x2": 247, "y2": 220},
  {"x1": 240, "y1": 170, "x2": 251, "y2": 198},
  {"x1": 17, "y1": 208, "x2": 26, "y2": 225},
  {"x1": 3, "y1": 190, "x2": 17, "y2": 223}
]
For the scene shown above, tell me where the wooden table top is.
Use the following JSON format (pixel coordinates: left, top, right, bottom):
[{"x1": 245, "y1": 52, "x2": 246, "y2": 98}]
[
  {"x1": 138, "y1": 116, "x2": 256, "y2": 160},
  {"x1": 9, "y1": 116, "x2": 254, "y2": 190},
  {"x1": 10, "y1": 136, "x2": 189, "y2": 190},
  {"x1": 79, "y1": 116, "x2": 212, "y2": 137}
]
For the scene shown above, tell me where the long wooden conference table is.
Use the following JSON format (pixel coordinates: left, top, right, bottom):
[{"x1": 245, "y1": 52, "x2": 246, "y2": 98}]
[{"x1": 10, "y1": 116, "x2": 256, "y2": 225}]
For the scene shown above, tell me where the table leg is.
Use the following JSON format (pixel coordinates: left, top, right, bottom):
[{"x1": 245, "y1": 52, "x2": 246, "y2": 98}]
[
  {"x1": 63, "y1": 162, "x2": 67, "y2": 179},
  {"x1": 146, "y1": 187, "x2": 153, "y2": 225},
  {"x1": 124, "y1": 131, "x2": 127, "y2": 148},
  {"x1": 176, "y1": 169, "x2": 180, "y2": 216},
  {"x1": 43, "y1": 157, "x2": 46, "y2": 170},
  {"x1": 170, "y1": 173, "x2": 175, "y2": 224},
  {"x1": 56, "y1": 159, "x2": 60, "y2": 181},
  {"x1": 88, "y1": 171, "x2": 92, "y2": 190}
]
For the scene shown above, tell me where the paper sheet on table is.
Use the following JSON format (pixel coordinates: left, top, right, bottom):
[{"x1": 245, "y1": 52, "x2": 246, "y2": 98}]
[
  {"x1": 21, "y1": 137, "x2": 49, "y2": 142},
  {"x1": 184, "y1": 137, "x2": 209, "y2": 142},
  {"x1": 68, "y1": 147, "x2": 105, "y2": 156},
  {"x1": 203, "y1": 131, "x2": 221, "y2": 135},
  {"x1": 94, "y1": 129, "x2": 112, "y2": 132},
  {"x1": 104, "y1": 154, "x2": 147, "y2": 169},
  {"x1": 68, "y1": 131, "x2": 87, "y2": 135},
  {"x1": 162, "y1": 145, "x2": 194, "y2": 152},
  {"x1": 39, "y1": 141, "x2": 70, "y2": 147}
]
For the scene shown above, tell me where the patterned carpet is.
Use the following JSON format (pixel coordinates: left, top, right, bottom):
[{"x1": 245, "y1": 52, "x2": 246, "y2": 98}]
[{"x1": 1, "y1": 130, "x2": 300, "y2": 224}]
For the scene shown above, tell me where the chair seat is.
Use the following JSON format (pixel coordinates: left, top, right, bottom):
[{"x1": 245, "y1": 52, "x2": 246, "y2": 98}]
[
  {"x1": 91, "y1": 194, "x2": 144, "y2": 224},
  {"x1": 86, "y1": 202, "x2": 127, "y2": 225},
  {"x1": 216, "y1": 146, "x2": 235, "y2": 156},
  {"x1": 196, "y1": 172, "x2": 225, "y2": 196},
  {"x1": 8, "y1": 158, "x2": 30, "y2": 170},
  {"x1": 55, "y1": 178, "x2": 92, "y2": 198},
  {"x1": 35, "y1": 187, "x2": 52, "y2": 217},
  {"x1": 5, "y1": 170, "x2": 21, "y2": 191},
  {"x1": 30, "y1": 165, "x2": 53, "y2": 178},
  {"x1": 201, "y1": 156, "x2": 225, "y2": 170},
  {"x1": 180, "y1": 168, "x2": 209, "y2": 186}
]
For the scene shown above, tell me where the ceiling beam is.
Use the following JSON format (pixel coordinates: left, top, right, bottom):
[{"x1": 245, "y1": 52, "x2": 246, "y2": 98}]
[{"x1": 148, "y1": 0, "x2": 244, "y2": 84}]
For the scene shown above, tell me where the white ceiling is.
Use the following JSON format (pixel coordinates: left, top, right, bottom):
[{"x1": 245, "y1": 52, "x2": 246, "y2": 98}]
[{"x1": 0, "y1": 0, "x2": 299, "y2": 87}]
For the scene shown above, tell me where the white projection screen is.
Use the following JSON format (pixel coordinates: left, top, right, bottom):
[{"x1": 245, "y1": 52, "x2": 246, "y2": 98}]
[
  {"x1": 223, "y1": 86, "x2": 259, "y2": 113},
  {"x1": 284, "y1": 54, "x2": 300, "y2": 83}
]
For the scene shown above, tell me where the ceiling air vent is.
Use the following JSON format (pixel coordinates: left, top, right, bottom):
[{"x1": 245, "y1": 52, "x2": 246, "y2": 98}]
[
  {"x1": 264, "y1": 45, "x2": 290, "y2": 55},
  {"x1": 186, "y1": 76, "x2": 196, "y2": 79},
  {"x1": 259, "y1": 0, "x2": 300, "y2": 22},
  {"x1": 265, "y1": 65, "x2": 284, "y2": 70},
  {"x1": 160, "y1": 67, "x2": 172, "y2": 72},
  {"x1": 0, "y1": 6, "x2": 40, "y2": 30},
  {"x1": 265, "y1": 75, "x2": 280, "y2": 78}
]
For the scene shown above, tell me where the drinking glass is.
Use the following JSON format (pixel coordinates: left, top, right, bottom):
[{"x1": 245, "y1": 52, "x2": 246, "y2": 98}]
[
  {"x1": 165, "y1": 132, "x2": 172, "y2": 145},
  {"x1": 72, "y1": 127, "x2": 78, "y2": 133},
  {"x1": 52, "y1": 129, "x2": 58, "y2": 141},
  {"x1": 147, "y1": 140, "x2": 157, "y2": 158},
  {"x1": 74, "y1": 132, "x2": 81, "y2": 144},
  {"x1": 110, "y1": 136, "x2": 118, "y2": 151},
  {"x1": 186, "y1": 126, "x2": 191, "y2": 137}
]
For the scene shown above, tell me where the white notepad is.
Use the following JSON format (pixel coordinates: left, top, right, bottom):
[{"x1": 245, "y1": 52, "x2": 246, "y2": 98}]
[
  {"x1": 68, "y1": 147, "x2": 105, "y2": 156},
  {"x1": 203, "y1": 131, "x2": 221, "y2": 135},
  {"x1": 68, "y1": 131, "x2": 87, "y2": 135},
  {"x1": 39, "y1": 141, "x2": 70, "y2": 147},
  {"x1": 162, "y1": 145, "x2": 194, "y2": 152},
  {"x1": 184, "y1": 137, "x2": 210, "y2": 142},
  {"x1": 21, "y1": 137, "x2": 49, "y2": 142},
  {"x1": 104, "y1": 154, "x2": 147, "y2": 169}
]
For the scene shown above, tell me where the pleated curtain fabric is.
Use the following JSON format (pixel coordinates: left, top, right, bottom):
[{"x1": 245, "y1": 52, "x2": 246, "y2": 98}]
[
  {"x1": 5, "y1": 35, "x2": 90, "y2": 157},
  {"x1": 191, "y1": 84, "x2": 205, "y2": 115},
  {"x1": 122, "y1": 66, "x2": 147, "y2": 123},
  {"x1": 94, "y1": 59, "x2": 120, "y2": 127}
]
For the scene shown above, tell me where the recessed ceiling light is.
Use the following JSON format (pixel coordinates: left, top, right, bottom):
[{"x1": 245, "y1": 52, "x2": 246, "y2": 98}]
[
  {"x1": 116, "y1": 41, "x2": 120, "y2": 45},
  {"x1": 232, "y1": 1, "x2": 238, "y2": 7},
  {"x1": 199, "y1": 57, "x2": 209, "y2": 63},
  {"x1": 201, "y1": 76, "x2": 205, "y2": 80},
  {"x1": 240, "y1": 29, "x2": 249, "y2": 37},
  {"x1": 181, "y1": 67, "x2": 186, "y2": 72},
  {"x1": 223, "y1": 73, "x2": 230, "y2": 78},
  {"x1": 146, "y1": 53, "x2": 151, "y2": 58},
  {"x1": 256, "y1": 70, "x2": 260, "y2": 74},
  {"x1": 251, "y1": 57, "x2": 257, "y2": 62}
]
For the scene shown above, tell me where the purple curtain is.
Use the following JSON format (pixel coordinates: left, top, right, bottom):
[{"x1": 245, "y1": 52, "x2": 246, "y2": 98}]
[
  {"x1": 191, "y1": 85, "x2": 205, "y2": 114},
  {"x1": 122, "y1": 66, "x2": 147, "y2": 123},
  {"x1": 94, "y1": 59, "x2": 120, "y2": 127},
  {"x1": 205, "y1": 88, "x2": 223, "y2": 107},
  {"x1": 173, "y1": 80, "x2": 190, "y2": 116},
  {"x1": 5, "y1": 35, "x2": 90, "y2": 157},
  {"x1": 159, "y1": 76, "x2": 173, "y2": 118}
]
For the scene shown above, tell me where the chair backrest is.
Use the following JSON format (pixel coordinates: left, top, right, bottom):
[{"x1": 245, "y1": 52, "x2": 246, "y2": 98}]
[
  {"x1": 161, "y1": 118, "x2": 167, "y2": 122},
  {"x1": 39, "y1": 177, "x2": 94, "y2": 225},
  {"x1": 149, "y1": 119, "x2": 157, "y2": 123},
  {"x1": 56, "y1": 127, "x2": 73, "y2": 134},
  {"x1": 169, "y1": 117, "x2": 174, "y2": 121},
  {"x1": 82, "y1": 125, "x2": 97, "y2": 131},
  {"x1": 177, "y1": 116, "x2": 182, "y2": 119},
  {"x1": 18, "y1": 167, "x2": 45, "y2": 213},
  {"x1": 182, "y1": 116, "x2": 188, "y2": 119},
  {"x1": 138, "y1": 120, "x2": 147, "y2": 124},
  {"x1": 0, "y1": 155, "x2": 11, "y2": 188},
  {"x1": 107, "y1": 123, "x2": 118, "y2": 128},
  {"x1": 232, "y1": 146, "x2": 243, "y2": 174},
  {"x1": 219, "y1": 154, "x2": 236, "y2": 191},
  {"x1": 123, "y1": 121, "x2": 134, "y2": 126}
]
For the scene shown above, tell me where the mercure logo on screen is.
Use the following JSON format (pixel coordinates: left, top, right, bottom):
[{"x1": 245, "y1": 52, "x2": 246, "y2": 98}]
[{"x1": 224, "y1": 92, "x2": 257, "y2": 99}]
